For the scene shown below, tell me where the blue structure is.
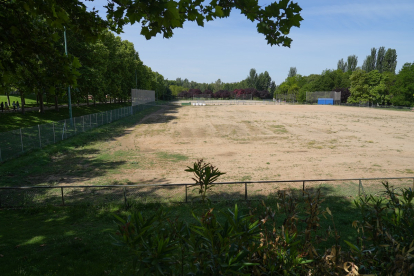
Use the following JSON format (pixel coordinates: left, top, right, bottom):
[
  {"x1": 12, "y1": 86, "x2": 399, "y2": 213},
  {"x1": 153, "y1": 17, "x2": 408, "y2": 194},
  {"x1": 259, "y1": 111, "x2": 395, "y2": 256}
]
[{"x1": 318, "y1": 98, "x2": 334, "y2": 105}]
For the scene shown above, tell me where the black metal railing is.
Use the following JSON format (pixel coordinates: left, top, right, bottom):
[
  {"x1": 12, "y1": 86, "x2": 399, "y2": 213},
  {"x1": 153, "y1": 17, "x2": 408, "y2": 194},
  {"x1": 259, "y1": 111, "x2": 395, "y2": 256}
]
[{"x1": 1, "y1": 177, "x2": 413, "y2": 208}]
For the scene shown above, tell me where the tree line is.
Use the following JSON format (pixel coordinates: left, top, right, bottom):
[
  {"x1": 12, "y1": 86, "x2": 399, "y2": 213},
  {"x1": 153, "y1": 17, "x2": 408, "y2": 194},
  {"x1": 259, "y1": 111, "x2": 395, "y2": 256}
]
[
  {"x1": 170, "y1": 46, "x2": 412, "y2": 106},
  {"x1": 276, "y1": 47, "x2": 413, "y2": 106},
  {"x1": 2, "y1": 0, "x2": 304, "y2": 114},
  {"x1": 1, "y1": 2, "x2": 171, "y2": 114},
  {"x1": 169, "y1": 68, "x2": 276, "y2": 100}
]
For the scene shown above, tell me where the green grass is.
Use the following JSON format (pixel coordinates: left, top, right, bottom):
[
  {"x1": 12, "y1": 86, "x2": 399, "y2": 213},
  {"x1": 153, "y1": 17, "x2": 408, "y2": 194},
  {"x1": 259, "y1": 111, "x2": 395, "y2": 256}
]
[
  {"x1": 156, "y1": 151, "x2": 189, "y2": 162},
  {"x1": 0, "y1": 95, "x2": 37, "y2": 107},
  {"x1": 0, "y1": 102, "x2": 132, "y2": 133},
  {"x1": 270, "y1": 124, "x2": 288, "y2": 133},
  {"x1": 0, "y1": 105, "x2": 163, "y2": 187},
  {"x1": 0, "y1": 195, "x2": 360, "y2": 276}
]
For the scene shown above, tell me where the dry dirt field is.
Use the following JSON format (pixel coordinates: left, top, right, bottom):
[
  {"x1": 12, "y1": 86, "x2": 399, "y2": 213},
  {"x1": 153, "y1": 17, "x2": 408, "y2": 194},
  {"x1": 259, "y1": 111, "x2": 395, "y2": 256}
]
[{"x1": 100, "y1": 104, "x2": 414, "y2": 185}]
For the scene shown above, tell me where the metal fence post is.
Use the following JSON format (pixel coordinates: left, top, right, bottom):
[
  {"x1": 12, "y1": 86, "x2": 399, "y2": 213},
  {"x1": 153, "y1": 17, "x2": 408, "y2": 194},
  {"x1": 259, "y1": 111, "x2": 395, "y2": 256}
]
[
  {"x1": 245, "y1": 183, "x2": 247, "y2": 200},
  {"x1": 38, "y1": 125, "x2": 41, "y2": 148},
  {"x1": 20, "y1": 128, "x2": 24, "y2": 152},
  {"x1": 185, "y1": 185, "x2": 188, "y2": 203},
  {"x1": 123, "y1": 187, "x2": 127, "y2": 207},
  {"x1": 61, "y1": 187, "x2": 65, "y2": 206},
  {"x1": 302, "y1": 181, "x2": 305, "y2": 196},
  {"x1": 359, "y1": 179, "x2": 362, "y2": 197},
  {"x1": 53, "y1": 122, "x2": 55, "y2": 143}
]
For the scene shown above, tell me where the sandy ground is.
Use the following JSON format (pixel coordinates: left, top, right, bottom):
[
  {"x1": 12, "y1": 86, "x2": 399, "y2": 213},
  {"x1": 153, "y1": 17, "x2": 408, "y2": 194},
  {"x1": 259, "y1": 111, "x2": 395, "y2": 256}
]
[{"x1": 102, "y1": 104, "x2": 414, "y2": 184}]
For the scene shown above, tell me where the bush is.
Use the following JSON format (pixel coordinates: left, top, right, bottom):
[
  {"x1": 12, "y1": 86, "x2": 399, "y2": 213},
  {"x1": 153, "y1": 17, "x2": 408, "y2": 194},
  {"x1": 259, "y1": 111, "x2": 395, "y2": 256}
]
[{"x1": 112, "y1": 179, "x2": 414, "y2": 275}]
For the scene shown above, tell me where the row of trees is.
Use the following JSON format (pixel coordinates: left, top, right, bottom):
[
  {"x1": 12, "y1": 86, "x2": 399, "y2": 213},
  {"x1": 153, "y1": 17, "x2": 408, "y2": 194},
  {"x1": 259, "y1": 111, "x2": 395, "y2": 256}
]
[
  {"x1": 2, "y1": 0, "x2": 305, "y2": 114},
  {"x1": 61, "y1": 29, "x2": 172, "y2": 108},
  {"x1": 276, "y1": 46, "x2": 413, "y2": 106},
  {"x1": 349, "y1": 63, "x2": 414, "y2": 106},
  {"x1": 275, "y1": 68, "x2": 352, "y2": 102},
  {"x1": 171, "y1": 68, "x2": 276, "y2": 99},
  {"x1": 177, "y1": 87, "x2": 272, "y2": 100},
  {"x1": 172, "y1": 46, "x2": 411, "y2": 107},
  {"x1": 1, "y1": 1, "x2": 173, "y2": 114}
]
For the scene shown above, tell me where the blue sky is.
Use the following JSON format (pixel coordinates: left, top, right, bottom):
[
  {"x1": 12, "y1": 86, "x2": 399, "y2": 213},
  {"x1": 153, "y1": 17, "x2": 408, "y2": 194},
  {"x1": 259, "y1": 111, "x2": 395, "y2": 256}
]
[{"x1": 84, "y1": 0, "x2": 414, "y2": 85}]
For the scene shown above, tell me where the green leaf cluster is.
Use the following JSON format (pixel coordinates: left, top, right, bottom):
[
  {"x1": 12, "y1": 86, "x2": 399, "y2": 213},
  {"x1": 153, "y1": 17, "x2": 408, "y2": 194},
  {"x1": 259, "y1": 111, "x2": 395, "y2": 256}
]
[
  {"x1": 106, "y1": 0, "x2": 303, "y2": 47},
  {"x1": 185, "y1": 159, "x2": 226, "y2": 203}
]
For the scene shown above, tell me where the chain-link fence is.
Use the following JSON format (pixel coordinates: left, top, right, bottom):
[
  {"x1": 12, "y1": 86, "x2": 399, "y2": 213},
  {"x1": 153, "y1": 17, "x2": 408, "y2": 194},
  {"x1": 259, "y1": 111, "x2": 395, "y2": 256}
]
[
  {"x1": 175, "y1": 100, "x2": 279, "y2": 106},
  {"x1": 340, "y1": 103, "x2": 413, "y2": 110},
  {"x1": 0, "y1": 103, "x2": 155, "y2": 162},
  {"x1": 306, "y1": 91, "x2": 341, "y2": 105},
  {"x1": 1, "y1": 177, "x2": 412, "y2": 208}
]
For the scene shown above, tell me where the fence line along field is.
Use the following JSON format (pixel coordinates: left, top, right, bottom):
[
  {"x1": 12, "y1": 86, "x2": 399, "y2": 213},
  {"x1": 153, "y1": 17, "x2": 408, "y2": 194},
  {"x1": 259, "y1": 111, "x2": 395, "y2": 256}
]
[{"x1": 8, "y1": 104, "x2": 414, "y2": 188}]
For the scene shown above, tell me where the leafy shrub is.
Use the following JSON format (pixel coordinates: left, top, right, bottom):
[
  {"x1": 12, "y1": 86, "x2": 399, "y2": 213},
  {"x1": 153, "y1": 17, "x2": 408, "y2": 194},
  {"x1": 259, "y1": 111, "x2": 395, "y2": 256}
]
[
  {"x1": 185, "y1": 159, "x2": 225, "y2": 203},
  {"x1": 112, "y1": 171, "x2": 414, "y2": 275},
  {"x1": 346, "y1": 182, "x2": 414, "y2": 275}
]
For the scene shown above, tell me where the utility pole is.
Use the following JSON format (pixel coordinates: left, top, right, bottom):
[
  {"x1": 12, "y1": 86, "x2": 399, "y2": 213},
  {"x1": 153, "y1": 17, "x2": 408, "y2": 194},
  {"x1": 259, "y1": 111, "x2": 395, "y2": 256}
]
[{"x1": 64, "y1": 27, "x2": 73, "y2": 126}]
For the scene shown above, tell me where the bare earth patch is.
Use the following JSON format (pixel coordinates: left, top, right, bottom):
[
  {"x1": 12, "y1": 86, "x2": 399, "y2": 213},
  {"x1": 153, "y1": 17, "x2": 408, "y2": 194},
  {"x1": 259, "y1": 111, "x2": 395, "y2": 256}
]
[{"x1": 82, "y1": 104, "x2": 414, "y2": 185}]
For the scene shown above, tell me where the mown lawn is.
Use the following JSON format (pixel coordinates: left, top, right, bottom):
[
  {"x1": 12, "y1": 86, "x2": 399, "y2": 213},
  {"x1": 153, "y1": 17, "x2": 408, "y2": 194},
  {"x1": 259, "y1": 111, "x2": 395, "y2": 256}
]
[
  {"x1": 0, "y1": 102, "x2": 131, "y2": 133},
  {"x1": 0, "y1": 95, "x2": 38, "y2": 107}
]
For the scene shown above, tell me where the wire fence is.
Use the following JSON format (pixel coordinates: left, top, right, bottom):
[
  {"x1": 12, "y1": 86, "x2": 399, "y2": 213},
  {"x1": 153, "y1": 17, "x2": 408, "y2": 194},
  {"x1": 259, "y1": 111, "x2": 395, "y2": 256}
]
[
  {"x1": 0, "y1": 103, "x2": 154, "y2": 163},
  {"x1": 1, "y1": 177, "x2": 413, "y2": 208},
  {"x1": 175, "y1": 100, "x2": 279, "y2": 106},
  {"x1": 339, "y1": 103, "x2": 413, "y2": 110}
]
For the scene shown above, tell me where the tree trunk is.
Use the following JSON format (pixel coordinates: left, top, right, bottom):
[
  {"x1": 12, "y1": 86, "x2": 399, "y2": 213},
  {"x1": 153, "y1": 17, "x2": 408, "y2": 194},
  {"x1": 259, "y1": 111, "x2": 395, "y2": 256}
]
[
  {"x1": 55, "y1": 94, "x2": 59, "y2": 111},
  {"x1": 38, "y1": 89, "x2": 45, "y2": 113},
  {"x1": 6, "y1": 91, "x2": 10, "y2": 105},
  {"x1": 93, "y1": 97, "x2": 96, "y2": 106},
  {"x1": 20, "y1": 90, "x2": 25, "y2": 115}
]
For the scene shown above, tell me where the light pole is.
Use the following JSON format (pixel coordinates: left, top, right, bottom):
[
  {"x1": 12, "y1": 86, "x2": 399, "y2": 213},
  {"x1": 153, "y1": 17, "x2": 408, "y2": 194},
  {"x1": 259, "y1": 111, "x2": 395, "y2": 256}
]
[
  {"x1": 63, "y1": 27, "x2": 73, "y2": 126},
  {"x1": 135, "y1": 52, "x2": 137, "y2": 89}
]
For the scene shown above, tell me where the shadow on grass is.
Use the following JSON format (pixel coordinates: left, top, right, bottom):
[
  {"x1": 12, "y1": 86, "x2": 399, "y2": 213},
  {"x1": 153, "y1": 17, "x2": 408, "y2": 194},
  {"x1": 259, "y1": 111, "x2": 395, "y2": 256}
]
[
  {"x1": 0, "y1": 185, "x2": 362, "y2": 275},
  {"x1": 0, "y1": 104, "x2": 181, "y2": 189},
  {"x1": 0, "y1": 102, "x2": 135, "y2": 132},
  {"x1": 0, "y1": 204, "x2": 132, "y2": 276}
]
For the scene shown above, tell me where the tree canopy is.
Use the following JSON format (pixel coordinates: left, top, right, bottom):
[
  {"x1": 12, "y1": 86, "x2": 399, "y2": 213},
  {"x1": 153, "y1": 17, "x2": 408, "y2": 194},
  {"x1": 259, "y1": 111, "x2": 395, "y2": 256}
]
[{"x1": 106, "y1": 0, "x2": 303, "y2": 47}]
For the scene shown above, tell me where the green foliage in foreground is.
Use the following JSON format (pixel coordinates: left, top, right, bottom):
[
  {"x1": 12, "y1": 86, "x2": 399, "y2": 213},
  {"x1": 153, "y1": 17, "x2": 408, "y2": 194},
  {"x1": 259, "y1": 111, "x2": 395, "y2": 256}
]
[
  {"x1": 113, "y1": 184, "x2": 414, "y2": 275},
  {"x1": 0, "y1": 195, "x2": 355, "y2": 276},
  {"x1": 2, "y1": 184, "x2": 411, "y2": 275}
]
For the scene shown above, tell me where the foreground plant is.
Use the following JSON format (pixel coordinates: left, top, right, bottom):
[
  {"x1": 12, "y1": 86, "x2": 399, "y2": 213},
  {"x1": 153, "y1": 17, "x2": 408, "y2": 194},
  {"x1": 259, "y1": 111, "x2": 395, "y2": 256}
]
[
  {"x1": 185, "y1": 159, "x2": 225, "y2": 203},
  {"x1": 346, "y1": 182, "x2": 414, "y2": 275},
  {"x1": 111, "y1": 173, "x2": 414, "y2": 275}
]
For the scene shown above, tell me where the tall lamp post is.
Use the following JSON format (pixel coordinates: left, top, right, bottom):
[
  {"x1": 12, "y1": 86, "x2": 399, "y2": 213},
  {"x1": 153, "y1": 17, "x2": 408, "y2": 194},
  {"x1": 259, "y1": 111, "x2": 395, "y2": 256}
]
[
  {"x1": 63, "y1": 27, "x2": 73, "y2": 126},
  {"x1": 135, "y1": 52, "x2": 138, "y2": 89}
]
